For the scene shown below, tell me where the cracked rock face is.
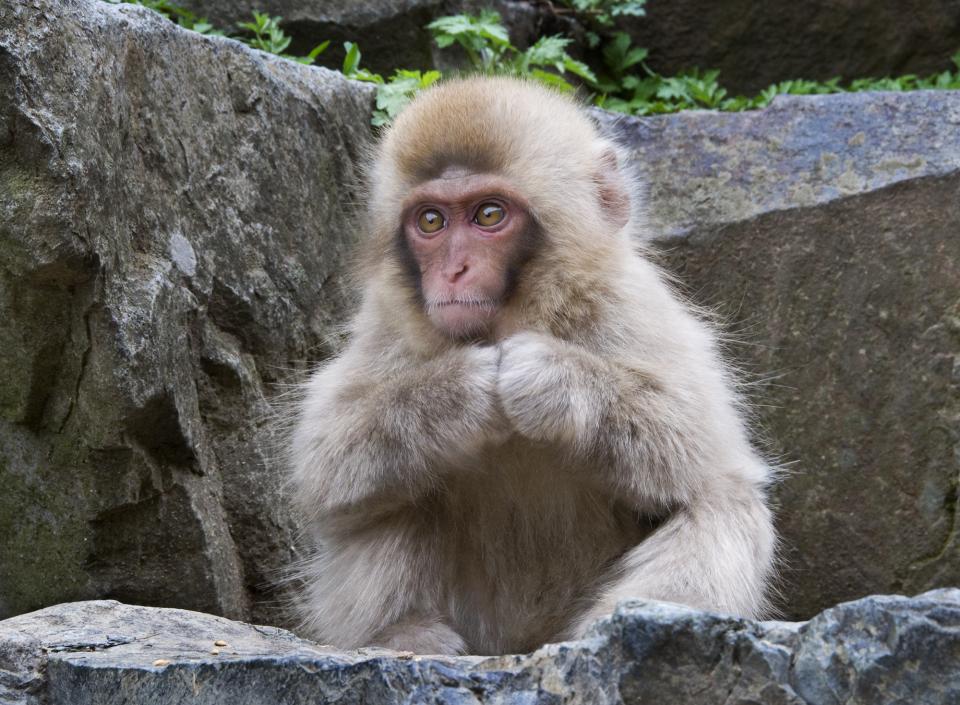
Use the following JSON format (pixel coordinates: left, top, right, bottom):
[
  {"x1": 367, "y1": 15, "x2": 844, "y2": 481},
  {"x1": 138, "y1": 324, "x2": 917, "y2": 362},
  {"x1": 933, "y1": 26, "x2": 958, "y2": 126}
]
[
  {"x1": 2, "y1": 591, "x2": 960, "y2": 704},
  {"x1": 0, "y1": 0, "x2": 374, "y2": 623}
]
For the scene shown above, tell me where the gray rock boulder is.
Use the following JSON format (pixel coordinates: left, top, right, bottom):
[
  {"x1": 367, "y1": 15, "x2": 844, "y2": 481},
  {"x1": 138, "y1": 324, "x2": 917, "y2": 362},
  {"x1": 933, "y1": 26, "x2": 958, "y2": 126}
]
[
  {"x1": 601, "y1": 90, "x2": 960, "y2": 620},
  {"x1": 0, "y1": 0, "x2": 374, "y2": 622},
  {"x1": 2, "y1": 591, "x2": 959, "y2": 704}
]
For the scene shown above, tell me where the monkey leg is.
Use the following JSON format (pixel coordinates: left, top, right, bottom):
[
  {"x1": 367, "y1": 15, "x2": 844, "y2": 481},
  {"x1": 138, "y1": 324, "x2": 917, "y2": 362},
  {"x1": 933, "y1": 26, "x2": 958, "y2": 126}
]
[
  {"x1": 572, "y1": 484, "x2": 776, "y2": 637},
  {"x1": 370, "y1": 613, "x2": 467, "y2": 655}
]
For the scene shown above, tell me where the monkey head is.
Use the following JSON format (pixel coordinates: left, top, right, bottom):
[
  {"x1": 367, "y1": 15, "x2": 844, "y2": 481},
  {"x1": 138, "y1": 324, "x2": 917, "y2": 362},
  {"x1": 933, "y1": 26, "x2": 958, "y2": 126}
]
[
  {"x1": 364, "y1": 77, "x2": 633, "y2": 342},
  {"x1": 398, "y1": 168, "x2": 536, "y2": 338}
]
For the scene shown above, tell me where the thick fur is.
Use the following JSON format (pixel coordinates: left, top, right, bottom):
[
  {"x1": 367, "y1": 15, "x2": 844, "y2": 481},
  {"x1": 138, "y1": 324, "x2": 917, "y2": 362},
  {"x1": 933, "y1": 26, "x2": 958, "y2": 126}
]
[{"x1": 289, "y1": 77, "x2": 776, "y2": 655}]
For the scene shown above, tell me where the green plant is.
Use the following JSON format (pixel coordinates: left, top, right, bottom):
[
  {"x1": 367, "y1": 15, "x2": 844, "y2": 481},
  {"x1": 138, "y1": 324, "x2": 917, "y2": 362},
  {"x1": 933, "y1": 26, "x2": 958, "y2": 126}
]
[
  {"x1": 427, "y1": 11, "x2": 510, "y2": 72},
  {"x1": 556, "y1": 0, "x2": 647, "y2": 25},
  {"x1": 342, "y1": 43, "x2": 441, "y2": 126},
  {"x1": 550, "y1": 0, "x2": 646, "y2": 46},
  {"x1": 601, "y1": 31, "x2": 648, "y2": 78},
  {"x1": 427, "y1": 11, "x2": 595, "y2": 90},
  {"x1": 592, "y1": 33, "x2": 734, "y2": 115},
  {"x1": 592, "y1": 28, "x2": 960, "y2": 116},
  {"x1": 237, "y1": 11, "x2": 329, "y2": 64},
  {"x1": 107, "y1": 2, "x2": 329, "y2": 63},
  {"x1": 374, "y1": 69, "x2": 443, "y2": 126},
  {"x1": 105, "y1": 0, "x2": 222, "y2": 34}
]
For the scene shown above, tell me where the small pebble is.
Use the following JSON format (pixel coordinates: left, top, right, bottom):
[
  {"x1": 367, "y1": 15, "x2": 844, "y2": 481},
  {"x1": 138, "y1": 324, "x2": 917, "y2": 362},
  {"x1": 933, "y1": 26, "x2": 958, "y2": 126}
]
[
  {"x1": 152, "y1": 659, "x2": 171, "y2": 667},
  {"x1": 210, "y1": 648, "x2": 220, "y2": 656},
  {"x1": 214, "y1": 640, "x2": 228, "y2": 647}
]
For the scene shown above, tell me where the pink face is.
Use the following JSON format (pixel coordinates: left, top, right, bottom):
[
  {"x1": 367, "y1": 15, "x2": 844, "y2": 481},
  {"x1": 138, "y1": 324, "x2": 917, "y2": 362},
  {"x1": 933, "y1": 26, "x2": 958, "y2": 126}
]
[{"x1": 401, "y1": 169, "x2": 534, "y2": 339}]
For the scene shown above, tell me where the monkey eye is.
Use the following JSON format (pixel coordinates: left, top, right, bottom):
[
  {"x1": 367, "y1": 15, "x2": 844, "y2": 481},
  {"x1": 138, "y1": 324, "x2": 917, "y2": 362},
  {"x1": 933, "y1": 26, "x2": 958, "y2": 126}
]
[
  {"x1": 417, "y1": 209, "x2": 446, "y2": 234},
  {"x1": 474, "y1": 203, "x2": 505, "y2": 227}
]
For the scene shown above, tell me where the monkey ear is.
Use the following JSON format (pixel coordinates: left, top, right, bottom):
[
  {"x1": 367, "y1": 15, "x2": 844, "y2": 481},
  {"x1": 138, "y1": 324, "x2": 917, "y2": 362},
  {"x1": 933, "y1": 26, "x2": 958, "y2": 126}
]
[{"x1": 594, "y1": 149, "x2": 631, "y2": 231}]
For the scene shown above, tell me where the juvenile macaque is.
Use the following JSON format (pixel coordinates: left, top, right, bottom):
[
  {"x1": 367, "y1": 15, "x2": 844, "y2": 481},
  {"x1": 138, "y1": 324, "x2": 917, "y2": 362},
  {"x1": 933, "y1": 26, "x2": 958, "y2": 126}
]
[{"x1": 289, "y1": 77, "x2": 776, "y2": 655}]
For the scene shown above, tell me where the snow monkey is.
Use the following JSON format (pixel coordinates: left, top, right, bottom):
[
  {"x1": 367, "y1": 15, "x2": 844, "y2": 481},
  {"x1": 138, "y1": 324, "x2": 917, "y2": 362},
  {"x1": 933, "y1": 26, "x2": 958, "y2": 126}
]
[{"x1": 289, "y1": 76, "x2": 776, "y2": 655}]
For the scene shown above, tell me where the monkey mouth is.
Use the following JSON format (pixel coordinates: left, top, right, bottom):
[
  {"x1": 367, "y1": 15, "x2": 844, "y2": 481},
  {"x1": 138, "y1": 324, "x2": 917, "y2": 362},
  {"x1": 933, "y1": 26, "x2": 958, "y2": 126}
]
[
  {"x1": 426, "y1": 297, "x2": 500, "y2": 337},
  {"x1": 431, "y1": 298, "x2": 498, "y2": 311}
]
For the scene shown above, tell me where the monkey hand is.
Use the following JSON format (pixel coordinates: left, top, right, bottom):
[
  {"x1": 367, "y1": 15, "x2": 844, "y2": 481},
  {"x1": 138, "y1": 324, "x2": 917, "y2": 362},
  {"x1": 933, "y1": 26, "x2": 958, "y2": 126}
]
[
  {"x1": 496, "y1": 332, "x2": 601, "y2": 446},
  {"x1": 451, "y1": 344, "x2": 513, "y2": 450}
]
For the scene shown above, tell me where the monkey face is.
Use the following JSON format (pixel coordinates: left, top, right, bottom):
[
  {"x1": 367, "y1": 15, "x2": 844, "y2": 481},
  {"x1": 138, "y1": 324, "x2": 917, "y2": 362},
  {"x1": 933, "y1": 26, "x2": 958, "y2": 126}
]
[{"x1": 398, "y1": 168, "x2": 537, "y2": 340}]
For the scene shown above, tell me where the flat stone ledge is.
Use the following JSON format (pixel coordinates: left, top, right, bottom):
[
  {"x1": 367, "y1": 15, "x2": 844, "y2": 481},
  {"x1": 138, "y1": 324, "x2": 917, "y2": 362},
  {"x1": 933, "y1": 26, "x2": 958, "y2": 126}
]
[
  {"x1": 2, "y1": 590, "x2": 959, "y2": 704},
  {"x1": 596, "y1": 90, "x2": 960, "y2": 240}
]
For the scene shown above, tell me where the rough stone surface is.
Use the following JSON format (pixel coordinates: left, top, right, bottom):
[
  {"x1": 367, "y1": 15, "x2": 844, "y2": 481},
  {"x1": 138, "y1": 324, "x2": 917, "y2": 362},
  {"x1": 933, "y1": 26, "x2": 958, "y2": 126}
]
[
  {"x1": 0, "y1": 0, "x2": 374, "y2": 623},
  {"x1": 601, "y1": 91, "x2": 960, "y2": 620},
  {"x1": 2, "y1": 591, "x2": 959, "y2": 704},
  {"x1": 597, "y1": 91, "x2": 960, "y2": 239}
]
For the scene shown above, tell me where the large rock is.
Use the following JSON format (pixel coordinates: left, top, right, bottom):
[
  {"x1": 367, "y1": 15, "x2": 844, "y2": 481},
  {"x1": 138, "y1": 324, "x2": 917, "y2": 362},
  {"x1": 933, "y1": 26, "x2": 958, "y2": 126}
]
[
  {"x1": 0, "y1": 0, "x2": 374, "y2": 623},
  {"x1": 600, "y1": 90, "x2": 960, "y2": 620},
  {"x1": 2, "y1": 591, "x2": 959, "y2": 704}
]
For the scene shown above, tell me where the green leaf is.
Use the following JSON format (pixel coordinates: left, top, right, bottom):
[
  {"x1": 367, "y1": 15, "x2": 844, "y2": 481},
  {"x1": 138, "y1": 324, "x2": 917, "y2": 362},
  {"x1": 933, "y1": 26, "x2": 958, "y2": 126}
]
[
  {"x1": 306, "y1": 40, "x2": 331, "y2": 60},
  {"x1": 611, "y1": 1, "x2": 646, "y2": 17},
  {"x1": 370, "y1": 69, "x2": 444, "y2": 126},
  {"x1": 342, "y1": 41, "x2": 361, "y2": 75},
  {"x1": 427, "y1": 11, "x2": 512, "y2": 71},
  {"x1": 524, "y1": 35, "x2": 573, "y2": 66},
  {"x1": 529, "y1": 69, "x2": 576, "y2": 92},
  {"x1": 427, "y1": 11, "x2": 510, "y2": 48},
  {"x1": 563, "y1": 56, "x2": 597, "y2": 84},
  {"x1": 655, "y1": 76, "x2": 692, "y2": 103},
  {"x1": 602, "y1": 32, "x2": 648, "y2": 76}
]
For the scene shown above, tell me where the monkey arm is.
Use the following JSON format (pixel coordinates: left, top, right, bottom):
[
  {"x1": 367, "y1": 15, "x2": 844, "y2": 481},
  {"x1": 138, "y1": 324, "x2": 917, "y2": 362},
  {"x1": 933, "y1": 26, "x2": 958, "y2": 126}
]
[
  {"x1": 290, "y1": 343, "x2": 505, "y2": 517},
  {"x1": 497, "y1": 331, "x2": 754, "y2": 508},
  {"x1": 498, "y1": 331, "x2": 777, "y2": 625}
]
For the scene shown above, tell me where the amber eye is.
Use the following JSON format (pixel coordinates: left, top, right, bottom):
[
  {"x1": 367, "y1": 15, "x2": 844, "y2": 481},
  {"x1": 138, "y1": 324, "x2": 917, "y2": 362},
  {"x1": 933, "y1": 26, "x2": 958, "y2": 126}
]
[
  {"x1": 474, "y1": 203, "x2": 505, "y2": 227},
  {"x1": 417, "y1": 209, "x2": 445, "y2": 234}
]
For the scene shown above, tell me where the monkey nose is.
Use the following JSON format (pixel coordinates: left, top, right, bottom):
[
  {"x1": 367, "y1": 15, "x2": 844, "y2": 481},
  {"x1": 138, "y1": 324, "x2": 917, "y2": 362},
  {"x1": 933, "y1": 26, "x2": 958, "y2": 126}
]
[{"x1": 444, "y1": 262, "x2": 469, "y2": 283}]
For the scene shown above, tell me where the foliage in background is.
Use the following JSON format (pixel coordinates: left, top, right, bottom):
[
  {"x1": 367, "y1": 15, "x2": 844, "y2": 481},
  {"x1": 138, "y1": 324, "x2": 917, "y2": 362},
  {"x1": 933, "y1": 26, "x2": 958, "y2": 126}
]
[
  {"x1": 554, "y1": 0, "x2": 647, "y2": 25},
  {"x1": 105, "y1": 0, "x2": 220, "y2": 33},
  {"x1": 597, "y1": 46, "x2": 960, "y2": 115},
  {"x1": 342, "y1": 43, "x2": 442, "y2": 126},
  {"x1": 237, "y1": 11, "x2": 329, "y2": 64},
  {"x1": 427, "y1": 11, "x2": 596, "y2": 89},
  {"x1": 550, "y1": 0, "x2": 647, "y2": 47},
  {"x1": 105, "y1": 0, "x2": 960, "y2": 125},
  {"x1": 105, "y1": 0, "x2": 328, "y2": 64},
  {"x1": 425, "y1": 13, "x2": 960, "y2": 116}
]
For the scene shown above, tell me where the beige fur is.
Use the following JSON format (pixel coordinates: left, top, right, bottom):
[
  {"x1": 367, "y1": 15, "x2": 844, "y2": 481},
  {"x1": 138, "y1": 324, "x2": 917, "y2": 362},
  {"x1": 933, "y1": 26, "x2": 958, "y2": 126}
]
[{"x1": 289, "y1": 77, "x2": 776, "y2": 655}]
